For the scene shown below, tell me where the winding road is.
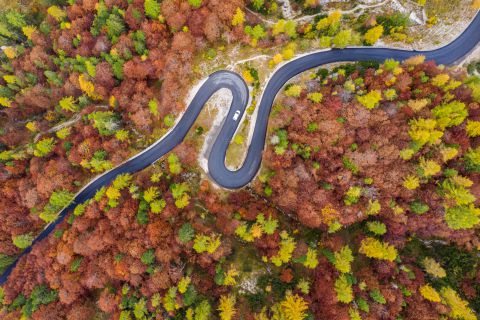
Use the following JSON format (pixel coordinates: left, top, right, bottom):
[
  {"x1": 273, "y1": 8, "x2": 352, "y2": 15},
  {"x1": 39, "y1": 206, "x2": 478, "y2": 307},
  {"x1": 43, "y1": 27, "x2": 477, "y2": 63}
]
[{"x1": 1, "y1": 12, "x2": 479, "y2": 285}]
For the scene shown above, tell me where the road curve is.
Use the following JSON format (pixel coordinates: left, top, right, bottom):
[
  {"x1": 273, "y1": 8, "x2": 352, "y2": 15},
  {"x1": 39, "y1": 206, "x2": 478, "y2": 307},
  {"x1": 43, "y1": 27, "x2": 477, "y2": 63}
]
[{"x1": 1, "y1": 12, "x2": 479, "y2": 285}]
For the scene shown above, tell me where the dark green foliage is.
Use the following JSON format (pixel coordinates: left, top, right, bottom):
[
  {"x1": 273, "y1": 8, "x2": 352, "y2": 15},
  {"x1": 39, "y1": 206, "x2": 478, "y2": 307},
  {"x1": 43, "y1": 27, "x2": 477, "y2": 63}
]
[
  {"x1": 182, "y1": 285, "x2": 197, "y2": 306},
  {"x1": 316, "y1": 68, "x2": 329, "y2": 79},
  {"x1": 0, "y1": 254, "x2": 15, "y2": 273},
  {"x1": 377, "y1": 13, "x2": 409, "y2": 34},
  {"x1": 431, "y1": 244, "x2": 477, "y2": 288},
  {"x1": 137, "y1": 199, "x2": 149, "y2": 225},
  {"x1": 244, "y1": 292, "x2": 267, "y2": 312},
  {"x1": 214, "y1": 264, "x2": 225, "y2": 285},
  {"x1": 467, "y1": 61, "x2": 480, "y2": 75},
  {"x1": 131, "y1": 30, "x2": 147, "y2": 56}
]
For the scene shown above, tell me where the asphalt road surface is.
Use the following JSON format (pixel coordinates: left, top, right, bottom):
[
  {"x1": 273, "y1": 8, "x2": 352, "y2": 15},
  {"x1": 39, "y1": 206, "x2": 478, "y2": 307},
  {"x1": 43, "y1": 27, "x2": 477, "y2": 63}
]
[{"x1": 1, "y1": 12, "x2": 479, "y2": 285}]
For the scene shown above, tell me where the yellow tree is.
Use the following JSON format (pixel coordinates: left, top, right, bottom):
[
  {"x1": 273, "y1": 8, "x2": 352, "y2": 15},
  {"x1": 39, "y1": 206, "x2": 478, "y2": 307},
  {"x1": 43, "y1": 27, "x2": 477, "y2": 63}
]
[
  {"x1": 231, "y1": 8, "x2": 245, "y2": 26},
  {"x1": 364, "y1": 25, "x2": 384, "y2": 45}
]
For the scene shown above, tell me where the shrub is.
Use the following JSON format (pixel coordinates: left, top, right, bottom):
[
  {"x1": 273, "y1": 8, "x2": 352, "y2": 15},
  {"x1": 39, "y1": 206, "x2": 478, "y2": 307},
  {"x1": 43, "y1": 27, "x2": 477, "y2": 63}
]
[{"x1": 284, "y1": 85, "x2": 302, "y2": 97}]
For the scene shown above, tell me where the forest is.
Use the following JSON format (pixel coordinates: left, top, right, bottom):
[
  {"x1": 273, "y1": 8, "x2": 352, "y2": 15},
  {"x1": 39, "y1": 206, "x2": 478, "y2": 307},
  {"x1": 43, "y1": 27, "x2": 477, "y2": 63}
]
[{"x1": 1, "y1": 0, "x2": 480, "y2": 319}]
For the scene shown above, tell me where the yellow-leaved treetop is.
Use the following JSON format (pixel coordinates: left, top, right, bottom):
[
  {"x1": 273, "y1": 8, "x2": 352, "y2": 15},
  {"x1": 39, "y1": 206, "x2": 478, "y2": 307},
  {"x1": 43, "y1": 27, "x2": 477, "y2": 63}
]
[
  {"x1": 364, "y1": 25, "x2": 384, "y2": 45},
  {"x1": 280, "y1": 293, "x2": 309, "y2": 320},
  {"x1": 403, "y1": 175, "x2": 420, "y2": 190},
  {"x1": 359, "y1": 237, "x2": 397, "y2": 261},
  {"x1": 419, "y1": 284, "x2": 441, "y2": 302},
  {"x1": 218, "y1": 295, "x2": 236, "y2": 320},
  {"x1": 441, "y1": 287, "x2": 477, "y2": 320},
  {"x1": 423, "y1": 257, "x2": 446, "y2": 278},
  {"x1": 334, "y1": 274, "x2": 353, "y2": 303},
  {"x1": 333, "y1": 245, "x2": 354, "y2": 273},
  {"x1": 357, "y1": 90, "x2": 382, "y2": 109},
  {"x1": 231, "y1": 8, "x2": 245, "y2": 26}
]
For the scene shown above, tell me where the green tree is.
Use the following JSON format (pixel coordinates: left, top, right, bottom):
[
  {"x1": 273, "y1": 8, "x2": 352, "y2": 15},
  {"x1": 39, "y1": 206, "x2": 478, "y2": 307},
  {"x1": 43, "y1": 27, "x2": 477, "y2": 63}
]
[
  {"x1": 144, "y1": 0, "x2": 161, "y2": 19},
  {"x1": 188, "y1": 0, "x2": 202, "y2": 8},
  {"x1": 252, "y1": 0, "x2": 264, "y2": 10},
  {"x1": 179, "y1": 223, "x2": 195, "y2": 243},
  {"x1": 356, "y1": 90, "x2": 382, "y2": 109},
  {"x1": 445, "y1": 205, "x2": 480, "y2": 230}
]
